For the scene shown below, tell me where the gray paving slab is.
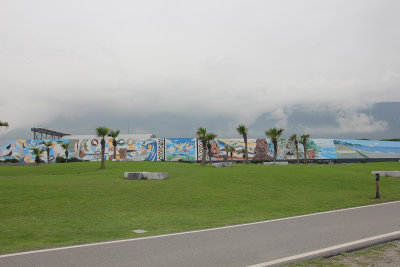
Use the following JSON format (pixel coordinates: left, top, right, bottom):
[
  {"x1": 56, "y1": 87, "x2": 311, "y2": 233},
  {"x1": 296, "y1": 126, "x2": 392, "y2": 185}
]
[{"x1": 1, "y1": 201, "x2": 400, "y2": 267}]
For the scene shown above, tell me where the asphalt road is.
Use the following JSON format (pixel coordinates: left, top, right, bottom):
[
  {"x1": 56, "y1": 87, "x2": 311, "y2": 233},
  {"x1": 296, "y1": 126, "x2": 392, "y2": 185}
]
[{"x1": 1, "y1": 201, "x2": 400, "y2": 267}]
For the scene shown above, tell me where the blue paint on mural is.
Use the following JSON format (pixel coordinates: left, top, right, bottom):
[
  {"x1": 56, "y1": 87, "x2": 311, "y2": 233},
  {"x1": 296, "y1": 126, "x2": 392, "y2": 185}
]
[
  {"x1": 165, "y1": 138, "x2": 196, "y2": 161},
  {"x1": 312, "y1": 139, "x2": 338, "y2": 159},
  {"x1": 0, "y1": 139, "x2": 70, "y2": 163},
  {"x1": 334, "y1": 139, "x2": 400, "y2": 159}
]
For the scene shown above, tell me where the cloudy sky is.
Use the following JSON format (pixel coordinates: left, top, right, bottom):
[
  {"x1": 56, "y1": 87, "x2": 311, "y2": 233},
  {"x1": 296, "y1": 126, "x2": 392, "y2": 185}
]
[{"x1": 1, "y1": 0, "x2": 399, "y2": 139}]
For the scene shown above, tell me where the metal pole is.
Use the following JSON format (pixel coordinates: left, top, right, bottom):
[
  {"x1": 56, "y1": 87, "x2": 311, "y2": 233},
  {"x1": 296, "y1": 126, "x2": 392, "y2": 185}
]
[{"x1": 375, "y1": 173, "x2": 380, "y2": 199}]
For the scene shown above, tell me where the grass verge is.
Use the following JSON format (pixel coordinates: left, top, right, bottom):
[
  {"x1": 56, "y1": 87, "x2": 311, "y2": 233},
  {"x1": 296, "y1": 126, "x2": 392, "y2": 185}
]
[
  {"x1": 1, "y1": 161, "x2": 399, "y2": 254},
  {"x1": 286, "y1": 240, "x2": 400, "y2": 266}
]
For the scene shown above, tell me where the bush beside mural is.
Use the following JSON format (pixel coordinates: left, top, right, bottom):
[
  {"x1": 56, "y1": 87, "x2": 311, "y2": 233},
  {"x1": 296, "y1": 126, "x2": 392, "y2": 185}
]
[{"x1": 1, "y1": 138, "x2": 400, "y2": 163}]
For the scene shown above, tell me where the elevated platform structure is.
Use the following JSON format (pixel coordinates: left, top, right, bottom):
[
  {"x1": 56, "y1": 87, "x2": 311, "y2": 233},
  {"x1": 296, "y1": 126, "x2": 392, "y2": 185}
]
[{"x1": 31, "y1": 128, "x2": 69, "y2": 140}]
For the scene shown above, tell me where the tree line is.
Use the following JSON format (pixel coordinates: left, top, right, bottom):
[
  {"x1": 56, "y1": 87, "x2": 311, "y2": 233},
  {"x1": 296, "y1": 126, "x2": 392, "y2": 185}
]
[{"x1": 197, "y1": 125, "x2": 311, "y2": 166}]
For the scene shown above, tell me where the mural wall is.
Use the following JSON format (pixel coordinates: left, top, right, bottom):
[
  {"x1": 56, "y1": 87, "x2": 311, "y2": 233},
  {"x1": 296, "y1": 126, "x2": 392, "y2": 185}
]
[
  {"x1": 207, "y1": 138, "x2": 339, "y2": 161},
  {"x1": 165, "y1": 138, "x2": 197, "y2": 161},
  {"x1": 107, "y1": 138, "x2": 164, "y2": 161},
  {"x1": 0, "y1": 139, "x2": 70, "y2": 163},
  {"x1": 334, "y1": 139, "x2": 400, "y2": 159},
  {"x1": 1, "y1": 138, "x2": 400, "y2": 163}
]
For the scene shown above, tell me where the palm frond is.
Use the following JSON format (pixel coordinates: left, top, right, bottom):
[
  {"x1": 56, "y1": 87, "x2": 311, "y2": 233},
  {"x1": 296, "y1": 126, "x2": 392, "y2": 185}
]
[{"x1": 96, "y1": 126, "x2": 110, "y2": 137}]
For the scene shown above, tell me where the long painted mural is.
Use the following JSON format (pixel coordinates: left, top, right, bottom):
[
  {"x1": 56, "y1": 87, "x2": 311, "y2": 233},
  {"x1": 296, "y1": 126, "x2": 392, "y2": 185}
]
[{"x1": 1, "y1": 138, "x2": 400, "y2": 163}]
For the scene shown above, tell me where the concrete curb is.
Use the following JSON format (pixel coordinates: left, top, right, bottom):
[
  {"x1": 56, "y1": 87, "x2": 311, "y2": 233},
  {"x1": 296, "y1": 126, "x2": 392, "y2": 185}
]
[{"x1": 248, "y1": 231, "x2": 400, "y2": 266}]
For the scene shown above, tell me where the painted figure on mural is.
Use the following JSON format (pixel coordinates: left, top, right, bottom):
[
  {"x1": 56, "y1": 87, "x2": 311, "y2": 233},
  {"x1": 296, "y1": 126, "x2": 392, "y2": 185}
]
[{"x1": 253, "y1": 139, "x2": 273, "y2": 160}]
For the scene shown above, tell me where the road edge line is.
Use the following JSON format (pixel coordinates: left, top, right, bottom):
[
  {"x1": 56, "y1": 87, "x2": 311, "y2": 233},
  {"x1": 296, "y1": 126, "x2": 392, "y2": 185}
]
[
  {"x1": 248, "y1": 231, "x2": 400, "y2": 267},
  {"x1": 1, "y1": 200, "x2": 399, "y2": 259}
]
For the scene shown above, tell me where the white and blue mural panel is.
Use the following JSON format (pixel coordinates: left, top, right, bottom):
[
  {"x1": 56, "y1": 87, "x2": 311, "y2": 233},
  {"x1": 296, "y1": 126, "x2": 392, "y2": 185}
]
[
  {"x1": 108, "y1": 138, "x2": 163, "y2": 161},
  {"x1": 165, "y1": 138, "x2": 197, "y2": 161},
  {"x1": 0, "y1": 139, "x2": 71, "y2": 163},
  {"x1": 334, "y1": 139, "x2": 400, "y2": 159}
]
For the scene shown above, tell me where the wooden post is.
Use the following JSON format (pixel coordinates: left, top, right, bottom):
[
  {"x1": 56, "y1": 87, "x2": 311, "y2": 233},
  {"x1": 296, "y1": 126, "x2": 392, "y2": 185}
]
[{"x1": 375, "y1": 173, "x2": 380, "y2": 199}]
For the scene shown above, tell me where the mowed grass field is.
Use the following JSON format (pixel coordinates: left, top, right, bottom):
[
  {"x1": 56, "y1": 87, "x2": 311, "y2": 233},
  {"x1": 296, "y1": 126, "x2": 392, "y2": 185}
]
[{"x1": 1, "y1": 161, "x2": 399, "y2": 254}]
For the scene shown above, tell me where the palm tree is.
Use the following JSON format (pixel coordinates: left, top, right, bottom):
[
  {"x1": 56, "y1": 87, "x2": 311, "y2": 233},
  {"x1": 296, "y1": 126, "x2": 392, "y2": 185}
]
[
  {"x1": 224, "y1": 145, "x2": 230, "y2": 161},
  {"x1": 265, "y1": 127, "x2": 284, "y2": 162},
  {"x1": 241, "y1": 148, "x2": 246, "y2": 159},
  {"x1": 206, "y1": 133, "x2": 218, "y2": 164},
  {"x1": 196, "y1": 127, "x2": 207, "y2": 166},
  {"x1": 0, "y1": 121, "x2": 9, "y2": 127},
  {"x1": 96, "y1": 126, "x2": 110, "y2": 169},
  {"x1": 225, "y1": 145, "x2": 235, "y2": 162},
  {"x1": 31, "y1": 148, "x2": 45, "y2": 165},
  {"x1": 44, "y1": 140, "x2": 53, "y2": 164},
  {"x1": 236, "y1": 124, "x2": 249, "y2": 164},
  {"x1": 61, "y1": 143, "x2": 70, "y2": 163},
  {"x1": 108, "y1": 129, "x2": 120, "y2": 160},
  {"x1": 289, "y1": 134, "x2": 299, "y2": 164},
  {"x1": 299, "y1": 134, "x2": 310, "y2": 164}
]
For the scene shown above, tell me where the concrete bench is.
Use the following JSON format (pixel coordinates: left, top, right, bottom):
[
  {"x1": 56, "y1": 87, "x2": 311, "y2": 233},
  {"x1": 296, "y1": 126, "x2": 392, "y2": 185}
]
[
  {"x1": 212, "y1": 162, "x2": 232, "y2": 167},
  {"x1": 371, "y1": 171, "x2": 400, "y2": 177},
  {"x1": 263, "y1": 162, "x2": 289, "y2": 165},
  {"x1": 124, "y1": 172, "x2": 168, "y2": 180}
]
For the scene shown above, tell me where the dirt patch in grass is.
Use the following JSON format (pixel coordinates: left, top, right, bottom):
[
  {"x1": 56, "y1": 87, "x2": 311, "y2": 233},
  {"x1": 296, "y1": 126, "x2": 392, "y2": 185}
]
[{"x1": 288, "y1": 240, "x2": 400, "y2": 266}]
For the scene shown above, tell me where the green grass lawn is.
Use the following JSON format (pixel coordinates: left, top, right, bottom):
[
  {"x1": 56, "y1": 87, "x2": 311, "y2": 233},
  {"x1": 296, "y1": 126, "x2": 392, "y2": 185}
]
[{"x1": 0, "y1": 161, "x2": 399, "y2": 254}]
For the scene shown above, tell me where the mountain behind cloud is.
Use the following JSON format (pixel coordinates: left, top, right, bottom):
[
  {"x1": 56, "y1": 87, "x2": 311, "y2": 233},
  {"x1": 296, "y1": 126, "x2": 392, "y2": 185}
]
[{"x1": 1, "y1": 0, "x2": 399, "y2": 139}]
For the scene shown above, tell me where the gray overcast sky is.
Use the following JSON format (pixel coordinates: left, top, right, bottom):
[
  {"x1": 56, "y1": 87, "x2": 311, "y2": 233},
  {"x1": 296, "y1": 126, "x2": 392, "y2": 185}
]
[{"x1": 1, "y1": 0, "x2": 399, "y2": 139}]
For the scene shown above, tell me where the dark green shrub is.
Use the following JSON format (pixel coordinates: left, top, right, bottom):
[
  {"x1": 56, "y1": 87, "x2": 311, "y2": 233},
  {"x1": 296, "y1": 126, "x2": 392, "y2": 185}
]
[
  {"x1": 251, "y1": 159, "x2": 263, "y2": 164},
  {"x1": 4, "y1": 158, "x2": 20, "y2": 163},
  {"x1": 56, "y1": 157, "x2": 66, "y2": 163},
  {"x1": 69, "y1": 157, "x2": 83, "y2": 163}
]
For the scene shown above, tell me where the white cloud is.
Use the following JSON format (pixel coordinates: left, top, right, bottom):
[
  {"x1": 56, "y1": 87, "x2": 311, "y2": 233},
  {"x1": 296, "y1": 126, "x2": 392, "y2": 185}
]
[
  {"x1": 304, "y1": 111, "x2": 389, "y2": 135},
  {"x1": 0, "y1": 0, "x2": 399, "y2": 136},
  {"x1": 336, "y1": 112, "x2": 388, "y2": 133}
]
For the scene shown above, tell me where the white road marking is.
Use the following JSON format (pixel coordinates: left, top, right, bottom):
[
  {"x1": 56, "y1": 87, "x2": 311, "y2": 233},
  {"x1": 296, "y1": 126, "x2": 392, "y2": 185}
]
[
  {"x1": 1, "y1": 200, "x2": 399, "y2": 259},
  {"x1": 248, "y1": 230, "x2": 400, "y2": 267}
]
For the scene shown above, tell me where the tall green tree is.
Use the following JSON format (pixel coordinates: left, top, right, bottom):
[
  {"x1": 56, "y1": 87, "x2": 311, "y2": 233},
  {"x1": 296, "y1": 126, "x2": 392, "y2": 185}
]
[
  {"x1": 299, "y1": 134, "x2": 310, "y2": 164},
  {"x1": 44, "y1": 140, "x2": 53, "y2": 164},
  {"x1": 236, "y1": 124, "x2": 249, "y2": 164},
  {"x1": 224, "y1": 145, "x2": 230, "y2": 161},
  {"x1": 31, "y1": 148, "x2": 45, "y2": 165},
  {"x1": 265, "y1": 127, "x2": 284, "y2": 162},
  {"x1": 289, "y1": 134, "x2": 299, "y2": 164},
  {"x1": 206, "y1": 133, "x2": 217, "y2": 164},
  {"x1": 108, "y1": 129, "x2": 120, "y2": 160},
  {"x1": 61, "y1": 143, "x2": 70, "y2": 163},
  {"x1": 96, "y1": 126, "x2": 110, "y2": 169},
  {"x1": 196, "y1": 127, "x2": 207, "y2": 166},
  {"x1": 225, "y1": 145, "x2": 235, "y2": 162}
]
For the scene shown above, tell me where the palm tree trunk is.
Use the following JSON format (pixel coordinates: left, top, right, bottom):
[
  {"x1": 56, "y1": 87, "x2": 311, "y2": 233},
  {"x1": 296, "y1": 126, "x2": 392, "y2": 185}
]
[
  {"x1": 244, "y1": 135, "x2": 248, "y2": 164},
  {"x1": 303, "y1": 143, "x2": 307, "y2": 164},
  {"x1": 101, "y1": 138, "x2": 105, "y2": 168},
  {"x1": 47, "y1": 150, "x2": 50, "y2": 164},
  {"x1": 201, "y1": 140, "x2": 207, "y2": 166},
  {"x1": 296, "y1": 143, "x2": 299, "y2": 164},
  {"x1": 66, "y1": 152, "x2": 69, "y2": 163},
  {"x1": 113, "y1": 140, "x2": 117, "y2": 160},
  {"x1": 207, "y1": 143, "x2": 212, "y2": 164},
  {"x1": 273, "y1": 139, "x2": 277, "y2": 162}
]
